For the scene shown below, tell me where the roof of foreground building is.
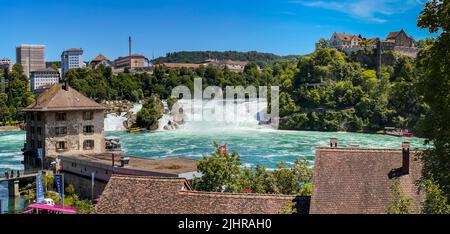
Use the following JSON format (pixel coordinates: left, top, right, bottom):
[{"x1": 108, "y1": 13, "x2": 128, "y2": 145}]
[{"x1": 94, "y1": 175, "x2": 297, "y2": 214}]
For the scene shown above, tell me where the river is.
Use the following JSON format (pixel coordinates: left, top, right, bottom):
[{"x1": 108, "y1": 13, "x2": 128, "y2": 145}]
[{"x1": 0, "y1": 100, "x2": 427, "y2": 213}]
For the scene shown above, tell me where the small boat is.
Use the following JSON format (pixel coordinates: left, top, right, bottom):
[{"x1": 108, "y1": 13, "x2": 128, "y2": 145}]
[
  {"x1": 22, "y1": 203, "x2": 77, "y2": 214},
  {"x1": 384, "y1": 127, "x2": 414, "y2": 137},
  {"x1": 127, "y1": 127, "x2": 142, "y2": 133}
]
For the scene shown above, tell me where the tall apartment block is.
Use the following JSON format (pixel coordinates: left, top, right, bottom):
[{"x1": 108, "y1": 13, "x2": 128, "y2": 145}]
[
  {"x1": 16, "y1": 44, "x2": 46, "y2": 78},
  {"x1": 61, "y1": 48, "x2": 84, "y2": 75}
]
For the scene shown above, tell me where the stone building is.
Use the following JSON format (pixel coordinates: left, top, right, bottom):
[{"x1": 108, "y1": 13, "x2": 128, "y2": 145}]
[
  {"x1": 22, "y1": 83, "x2": 106, "y2": 173},
  {"x1": 386, "y1": 29, "x2": 416, "y2": 48},
  {"x1": 328, "y1": 32, "x2": 363, "y2": 53}
]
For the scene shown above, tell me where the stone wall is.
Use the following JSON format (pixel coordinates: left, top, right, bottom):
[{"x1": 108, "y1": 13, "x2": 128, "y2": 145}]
[
  {"x1": 44, "y1": 110, "x2": 105, "y2": 157},
  {"x1": 63, "y1": 172, "x2": 107, "y2": 199}
]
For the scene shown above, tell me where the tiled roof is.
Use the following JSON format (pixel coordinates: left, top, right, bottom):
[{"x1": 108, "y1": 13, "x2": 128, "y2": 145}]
[
  {"x1": 91, "y1": 54, "x2": 109, "y2": 62},
  {"x1": 310, "y1": 147, "x2": 425, "y2": 214},
  {"x1": 94, "y1": 175, "x2": 296, "y2": 214},
  {"x1": 64, "y1": 48, "x2": 83, "y2": 52},
  {"x1": 23, "y1": 84, "x2": 105, "y2": 111},
  {"x1": 334, "y1": 33, "x2": 362, "y2": 42},
  {"x1": 159, "y1": 63, "x2": 201, "y2": 69}
]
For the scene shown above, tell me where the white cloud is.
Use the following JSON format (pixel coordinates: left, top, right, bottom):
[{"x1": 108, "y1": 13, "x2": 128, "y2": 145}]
[{"x1": 290, "y1": 0, "x2": 422, "y2": 23}]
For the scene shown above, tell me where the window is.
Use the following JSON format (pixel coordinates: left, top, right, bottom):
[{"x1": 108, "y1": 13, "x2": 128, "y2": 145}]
[
  {"x1": 83, "y1": 125, "x2": 94, "y2": 134},
  {"x1": 56, "y1": 112, "x2": 66, "y2": 121},
  {"x1": 37, "y1": 127, "x2": 42, "y2": 135},
  {"x1": 30, "y1": 127, "x2": 35, "y2": 134},
  {"x1": 83, "y1": 111, "x2": 94, "y2": 120},
  {"x1": 31, "y1": 140, "x2": 35, "y2": 148},
  {"x1": 55, "y1": 127, "x2": 67, "y2": 135},
  {"x1": 56, "y1": 141, "x2": 67, "y2": 151},
  {"x1": 37, "y1": 140, "x2": 42, "y2": 148},
  {"x1": 83, "y1": 140, "x2": 94, "y2": 150},
  {"x1": 36, "y1": 113, "x2": 42, "y2": 121}
]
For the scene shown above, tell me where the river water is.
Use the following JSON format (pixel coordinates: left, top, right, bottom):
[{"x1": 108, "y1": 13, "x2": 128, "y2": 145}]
[{"x1": 0, "y1": 100, "x2": 427, "y2": 213}]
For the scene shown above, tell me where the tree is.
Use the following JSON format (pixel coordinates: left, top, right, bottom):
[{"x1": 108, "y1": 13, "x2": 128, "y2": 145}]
[
  {"x1": 419, "y1": 179, "x2": 450, "y2": 214},
  {"x1": 416, "y1": 0, "x2": 450, "y2": 198},
  {"x1": 316, "y1": 38, "x2": 329, "y2": 49},
  {"x1": 386, "y1": 179, "x2": 415, "y2": 214},
  {"x1": 193, "y1": 143, "x2": 242, "y2": 192}
]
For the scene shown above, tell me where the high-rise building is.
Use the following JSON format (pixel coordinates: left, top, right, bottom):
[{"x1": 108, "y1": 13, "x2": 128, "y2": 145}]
[
  {"x1": 61, "y1": 48, "x2": 84, "y2": 75},
  {"x1": 16, "y1": 44, "x2": 46, "y2": 78}
]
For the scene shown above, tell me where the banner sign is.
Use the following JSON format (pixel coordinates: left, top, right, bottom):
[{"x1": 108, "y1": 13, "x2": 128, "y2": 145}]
[
  {"x1": 36, "y1": 148, "x2": 43, "y2": 160},
  {"x1": 91, "y1": 172, "x2": 95, "y2": 188},
  {"x1": 54, "y1": 174, "x2": 63, "y2": 199},
  {"x1": 36, "y1": 172, "x2": 45, "y2": 203}
]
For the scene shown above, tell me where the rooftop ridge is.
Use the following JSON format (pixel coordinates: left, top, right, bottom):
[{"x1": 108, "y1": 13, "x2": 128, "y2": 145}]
[{"x1": 179, "y1": 190, "x2": 296, "y2": 199}]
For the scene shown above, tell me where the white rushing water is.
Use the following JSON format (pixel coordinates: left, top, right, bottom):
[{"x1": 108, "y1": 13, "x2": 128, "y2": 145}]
[
  {"x1": 162, "y1": 98, "x2": 269, "y2": 131},
  {"x1": 104, "y1": 103, "x2": 143, "y2": 131},
  {"x1": 104, "y1": 99, "x2": 270, "y2": 132}
]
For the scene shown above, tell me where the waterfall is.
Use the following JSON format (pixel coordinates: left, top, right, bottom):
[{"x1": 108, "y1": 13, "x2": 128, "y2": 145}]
[
  {"x1": 104, "y1": 103, "x2": 143, "y2": 131},
  {"x1": 172, "y1": 98, "x2": 269, "y2": 131}
]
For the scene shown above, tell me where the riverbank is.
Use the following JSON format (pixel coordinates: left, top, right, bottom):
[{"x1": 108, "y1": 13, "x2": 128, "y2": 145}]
[{"x1": 0, "y1": 126, "x2": 20, "y2": 132}]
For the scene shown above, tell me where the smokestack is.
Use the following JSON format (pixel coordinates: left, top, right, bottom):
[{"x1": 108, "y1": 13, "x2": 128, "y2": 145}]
[
  {"x1": 330, "y1": 138, "x2": 337, "y2": 148},
  {"x1": 129, "y1": 36, "x2": 132, "y2": 69},
  {"x1": 402, "y1": 142, "x2": 410, "y2": 174}
]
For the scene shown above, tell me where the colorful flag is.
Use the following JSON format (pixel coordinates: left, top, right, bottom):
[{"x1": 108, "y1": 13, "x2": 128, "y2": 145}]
[
  {"x1": 219, "y1": 144, "x2": 227, "y2": 155},
  {"x1": 54, "y1": 174, "x2": 63, "y2": 199},
  {"x1": 36, "y1": 172, "x2": 44, "y2": 203}
]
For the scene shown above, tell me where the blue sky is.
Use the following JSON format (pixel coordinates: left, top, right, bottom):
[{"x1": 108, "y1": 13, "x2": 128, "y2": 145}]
[{"x1": 0, "y1": 0, "x2": 433, "y2": 61}]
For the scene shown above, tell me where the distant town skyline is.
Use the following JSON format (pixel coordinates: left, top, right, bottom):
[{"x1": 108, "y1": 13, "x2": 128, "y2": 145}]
[{"x1": 0, "y1": 0, "x2": 434, "y2": 61}]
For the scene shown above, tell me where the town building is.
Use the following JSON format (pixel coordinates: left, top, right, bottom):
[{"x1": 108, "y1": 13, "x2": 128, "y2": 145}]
[
  {"x1": 21, "y1": 83, "x2": 200, "y2": 198},
  {"x1": 325, "y1": 30, "x2": 419, "y2": 57},
  {"x1": 29, "y1": 68, "x2": 60, "y2": 93},
  {"x1": 309, "y1": 139, "x2": 425, "y2": 214},
  {"x1": 94, "y1": 175, "x2": 307, "y2": 214},
  {"x1": 328, "y1": 32, "x2": 364, "y2": 53},
  {"x1": 155, "y1": 60, "x2": 250, "y2": 73},
  {"x1": 113, "y1": 54, "x2": 149, "y2": 70},
  {"x1": 0, "y1": 58, "x2": 12, "y2": 72},
  {"x1": 22, "y1": 83, "x2": 106, "y2": 173},
  {"x1": 16, "y1": 44, "x2": 46, "y2": 78},
  {"x1": 61, "y1": 48, "x2": 84, "y2": 75},
  {"x1": 386, "y1": 29, "x2": 416, "y2": 48},
  {"x1": 57, "y1": 155, "x2": 200, "y2": 198},
  {"x1": 88, "y1": 54, "x2": 112, "y2": 69}
]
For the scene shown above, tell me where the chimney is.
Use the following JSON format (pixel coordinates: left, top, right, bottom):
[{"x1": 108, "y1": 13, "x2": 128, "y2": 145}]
[
  {"x1": 330, "y1": 138, "x2": 337, "y2": 148},
  {"x1": 402, "y1": 142, "x2": 410, "y2": 174},
  {"x1": 63, "y1": 80, "x2": 69, "y2": 91}
]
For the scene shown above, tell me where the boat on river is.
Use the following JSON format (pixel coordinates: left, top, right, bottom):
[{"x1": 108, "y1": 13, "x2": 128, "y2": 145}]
[
  {"x1": 384, "y1": 127, "x2": 414, "y2": 137},
  {"x1": 127, "y1": 127, "x2": 142, "y2": 133}
]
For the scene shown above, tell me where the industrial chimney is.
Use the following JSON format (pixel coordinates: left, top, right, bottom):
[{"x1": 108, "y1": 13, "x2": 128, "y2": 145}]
[{"x1": 402, "y1": 142, "x2": 410, "y2": 174}]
